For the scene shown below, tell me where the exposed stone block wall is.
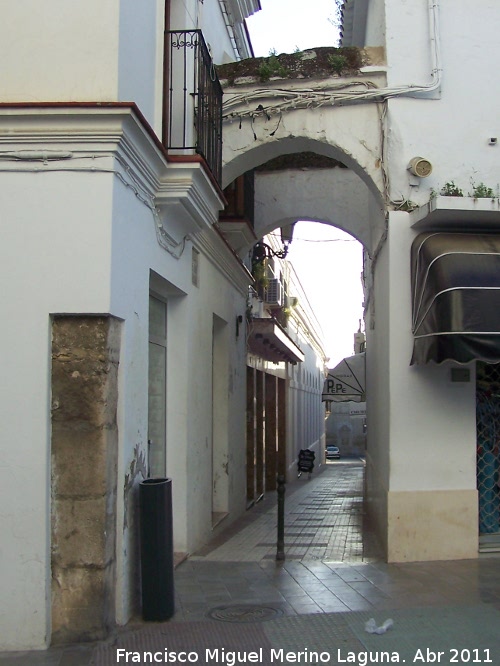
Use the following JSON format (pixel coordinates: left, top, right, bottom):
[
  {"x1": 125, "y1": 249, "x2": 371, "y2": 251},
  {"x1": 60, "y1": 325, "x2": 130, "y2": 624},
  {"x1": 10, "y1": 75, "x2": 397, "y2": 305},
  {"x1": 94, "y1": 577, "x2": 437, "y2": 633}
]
[{"x1": 51, "y1": 315, "x2": 120, "y2": 644}]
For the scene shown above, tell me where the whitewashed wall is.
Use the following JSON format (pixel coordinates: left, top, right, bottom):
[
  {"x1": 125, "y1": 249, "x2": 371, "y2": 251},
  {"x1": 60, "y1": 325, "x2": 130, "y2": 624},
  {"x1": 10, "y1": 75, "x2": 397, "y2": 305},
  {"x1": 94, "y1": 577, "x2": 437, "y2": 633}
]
[
  {"x1": 255, "y1": 169, "x2": 382, "y2": 251},
  {"x1": 0, "y1": 110, "x2": 250, "y2": 648},
  {"x1": 384, "y1": 0, "x2": 500, "y2": 205},
  {"x1": 0, "y1": 0, "x2": 257, "y2": 648},
  {"x1": 0, "y1": 168, "x2": 114, "y2": 649},
  {"x1": 360, "y1": 0, "x2": 499, "y2": 559},
  {"x1": 0, "y1": 1, "x2": 120, "y2": 102}
]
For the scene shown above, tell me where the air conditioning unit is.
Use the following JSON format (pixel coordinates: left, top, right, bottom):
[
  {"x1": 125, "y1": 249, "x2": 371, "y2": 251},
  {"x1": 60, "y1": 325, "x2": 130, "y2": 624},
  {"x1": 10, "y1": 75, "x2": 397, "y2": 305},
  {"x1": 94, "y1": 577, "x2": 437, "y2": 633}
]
[{"x1": 265, "y1": 278, "x2": 284, "y2": 306}]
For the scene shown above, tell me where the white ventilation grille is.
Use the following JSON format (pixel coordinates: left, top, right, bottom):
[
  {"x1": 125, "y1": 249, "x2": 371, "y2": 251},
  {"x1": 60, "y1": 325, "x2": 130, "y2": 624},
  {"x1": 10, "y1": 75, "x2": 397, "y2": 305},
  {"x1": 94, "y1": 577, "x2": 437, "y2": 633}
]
[{"x1": 265, "y1": 278, "x2": 284, "y2": 306}]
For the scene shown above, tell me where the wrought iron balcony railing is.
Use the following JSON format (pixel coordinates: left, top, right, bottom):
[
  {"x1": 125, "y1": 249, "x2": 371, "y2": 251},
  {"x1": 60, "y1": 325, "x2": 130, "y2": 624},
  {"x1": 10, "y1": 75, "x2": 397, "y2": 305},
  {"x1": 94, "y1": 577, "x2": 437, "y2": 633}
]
[{"x1": 164, "y1": 30, "x2": 223, "y2": 185}]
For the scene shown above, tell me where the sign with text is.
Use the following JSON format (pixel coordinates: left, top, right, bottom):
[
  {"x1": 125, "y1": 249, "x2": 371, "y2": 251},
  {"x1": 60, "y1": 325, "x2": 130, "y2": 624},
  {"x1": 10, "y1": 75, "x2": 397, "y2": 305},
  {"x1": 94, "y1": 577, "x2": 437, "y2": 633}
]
[{"x1": 322, "y1": 352, "x2": 365, "y2": 403}]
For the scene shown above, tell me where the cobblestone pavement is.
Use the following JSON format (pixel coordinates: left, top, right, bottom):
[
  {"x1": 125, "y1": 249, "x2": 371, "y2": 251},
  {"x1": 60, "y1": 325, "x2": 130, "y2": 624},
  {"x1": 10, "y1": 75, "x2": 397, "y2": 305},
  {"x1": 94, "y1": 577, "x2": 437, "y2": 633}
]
[
  {"x1": 3, "y1": 460, "x2": 500, "y2": 665},
  {"x1": 189, "y1": 459, "x2": 371, "y2": 565}
]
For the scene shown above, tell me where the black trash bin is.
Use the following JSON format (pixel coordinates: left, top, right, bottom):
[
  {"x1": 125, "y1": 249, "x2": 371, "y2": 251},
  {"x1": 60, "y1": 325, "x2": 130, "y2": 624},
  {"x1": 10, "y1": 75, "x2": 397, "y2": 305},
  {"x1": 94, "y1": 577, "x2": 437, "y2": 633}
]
[{"x1": 139, "y1": 477, "x2": 175, "y2": 621}]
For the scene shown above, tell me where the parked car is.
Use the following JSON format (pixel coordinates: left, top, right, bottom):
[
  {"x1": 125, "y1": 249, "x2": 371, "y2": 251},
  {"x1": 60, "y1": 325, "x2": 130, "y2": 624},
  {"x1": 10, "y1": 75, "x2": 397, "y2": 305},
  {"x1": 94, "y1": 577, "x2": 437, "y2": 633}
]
[{"x1": 325, "y1": 445, "x2": 340, "y2": 459}]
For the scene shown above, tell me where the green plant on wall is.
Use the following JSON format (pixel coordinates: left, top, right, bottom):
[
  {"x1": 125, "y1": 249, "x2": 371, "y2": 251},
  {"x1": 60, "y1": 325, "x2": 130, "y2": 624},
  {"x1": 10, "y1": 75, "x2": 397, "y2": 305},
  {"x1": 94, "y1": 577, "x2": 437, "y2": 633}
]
[
  {"x1": 440, "y1": 181, "x2": 463, "y2": 197},
  {"x1": 327, "y1": 53, "x2": 348, "y2": 74},
  {"x1": 394, "y1": 198, "x2": 417, "y2": 212},
  {"x1": 470, "y1": 181, "x2": 496, "y2": 199},
  {"x1": 252, "y1": 258, "x2": 269, "y2": 289},
  {"x1": 258, "y1": 51, "x2": 288, "y2": 82}
]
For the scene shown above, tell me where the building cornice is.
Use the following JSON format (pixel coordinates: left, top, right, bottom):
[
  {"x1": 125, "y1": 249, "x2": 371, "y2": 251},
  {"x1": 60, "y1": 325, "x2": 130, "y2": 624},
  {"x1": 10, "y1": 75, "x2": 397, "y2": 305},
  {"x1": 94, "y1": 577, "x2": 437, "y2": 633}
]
[
  {"x1": 225, "y1": 0, "x2": 261, "y2": 24},
  {"x1": 192, "y1": 226, "x2": 253, "y2": 297},
  {"x1": 0, "y1": 103, "x2": 227, "y2": 256}
]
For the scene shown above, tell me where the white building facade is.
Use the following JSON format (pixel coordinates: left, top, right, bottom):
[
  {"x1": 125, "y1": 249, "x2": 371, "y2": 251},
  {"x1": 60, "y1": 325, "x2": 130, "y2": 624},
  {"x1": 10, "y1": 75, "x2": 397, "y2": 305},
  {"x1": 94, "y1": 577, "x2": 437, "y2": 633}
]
[
  {"x1": 0, "y1": 0, "x2": 264, "y2": 651},
  {"x1": 0, "y1": 0, "x2": 332, "y2": 651},
  {"x1": 245, "y1": 232, "x2": 327, "y2": 499},
  {"x1": 4, "y1": 0, "x2": 500, "y2": 653},
  {"x1": 220, "y1": 0, "x2": 500, "y2": 567}
]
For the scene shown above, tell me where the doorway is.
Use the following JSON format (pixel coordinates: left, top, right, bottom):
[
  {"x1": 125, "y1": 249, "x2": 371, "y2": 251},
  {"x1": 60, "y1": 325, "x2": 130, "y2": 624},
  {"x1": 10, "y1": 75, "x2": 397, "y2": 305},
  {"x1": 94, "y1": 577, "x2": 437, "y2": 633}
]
[{"x1": 476, "y1": 362, "x2": 500, "y2": 551}]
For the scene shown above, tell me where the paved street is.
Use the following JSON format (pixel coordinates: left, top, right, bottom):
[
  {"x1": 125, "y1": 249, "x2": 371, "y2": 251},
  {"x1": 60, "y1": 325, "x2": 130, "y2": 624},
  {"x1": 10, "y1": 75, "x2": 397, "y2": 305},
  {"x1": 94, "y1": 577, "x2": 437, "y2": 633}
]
[{"x1": 3, "y1": 460, "x2": 500, "y2": 665}]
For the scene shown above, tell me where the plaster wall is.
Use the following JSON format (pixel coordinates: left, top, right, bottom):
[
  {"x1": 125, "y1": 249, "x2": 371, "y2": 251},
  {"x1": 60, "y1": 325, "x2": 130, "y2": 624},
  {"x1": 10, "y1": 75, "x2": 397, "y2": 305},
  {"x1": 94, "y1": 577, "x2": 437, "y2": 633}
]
[
  {"x1": 254, "y1": 168, "x2": 383, "y2": 251},
  {"x1": 0, "y1": 171, "x2": 114, "y2": 649},
  {"x1": 288, "y1": 342, "x2": 326, "y2": 477},
  {"x1": 380, "y1": 214, "x2": 478, "y2": 561},
  {"x1": 0, "y1": 0, "x2": 120, "y2": 103},
  {"x1": 364, "y1": 227, "x2": 390, "y2": 556},
  {"x1": 169, "y1": 0, "x2": 200, "y2": 30},
  {"x1": 0, "y1": 0, "x2": 162, "y2": 133},
  {"x1": 198, "y1": 0, "x2": 242, "y2": 64},
  {"x1": 0, "y1": 114, "x2": 249, "y2": 646},
  {"x1": 325, "y1": 403, "x2": 366, "y2": 455},
  {"x1": 169, "y1": 0, "x2": 236, "y2": 65},
  {"x1": 118, "y1": 0, "x2": 162, "y2": 132},
  {"x1": 0, "y1": 0, "x2": 237, "y2": 135},
  {"x1": 365, "y1": 0, "x2": 386, "y2": 47},
  {"x1": 358, "y1": 1, "x2": 499, "y2": 559},
  {"x1": 222, "y1": 101, "x2": 386, "y2": 209},
  {"x1": 387, "y1": 216, "x2": 477, "y2": 493},
  {"x1": 383, "y1": 0, "x2": 500, "y2": 204},
  {"x1": 383, "y1": 0, "x2": 430, "y2": 88},
  {"x1": 106, "y1": 171, "x2": 249, "y2": 623}
]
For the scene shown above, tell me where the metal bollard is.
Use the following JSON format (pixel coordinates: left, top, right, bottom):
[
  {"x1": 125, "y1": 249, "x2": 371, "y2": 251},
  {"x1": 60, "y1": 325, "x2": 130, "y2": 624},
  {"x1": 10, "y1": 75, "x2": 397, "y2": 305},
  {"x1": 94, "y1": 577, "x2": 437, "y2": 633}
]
[{"x1": 276, "y1": 474, "x2": 286, "y2": 561}]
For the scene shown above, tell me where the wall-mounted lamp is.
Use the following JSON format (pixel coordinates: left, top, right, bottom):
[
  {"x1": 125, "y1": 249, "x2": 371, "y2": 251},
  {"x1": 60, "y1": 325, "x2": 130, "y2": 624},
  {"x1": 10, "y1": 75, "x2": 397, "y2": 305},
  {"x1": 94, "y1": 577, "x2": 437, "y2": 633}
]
[
  {"x1": 252, "y1": 240, "x2": 289, "y2": 262},
  {"x1": 280, "y1": 222, "x2": 296, "y2": 246}
]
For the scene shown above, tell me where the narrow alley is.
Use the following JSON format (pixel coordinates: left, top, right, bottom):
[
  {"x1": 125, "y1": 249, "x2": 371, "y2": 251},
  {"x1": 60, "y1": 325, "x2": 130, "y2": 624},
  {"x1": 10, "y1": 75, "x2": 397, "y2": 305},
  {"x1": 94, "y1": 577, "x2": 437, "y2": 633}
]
[{"x1": 5, "y1": 461, "x2": 500, "y2": 665}]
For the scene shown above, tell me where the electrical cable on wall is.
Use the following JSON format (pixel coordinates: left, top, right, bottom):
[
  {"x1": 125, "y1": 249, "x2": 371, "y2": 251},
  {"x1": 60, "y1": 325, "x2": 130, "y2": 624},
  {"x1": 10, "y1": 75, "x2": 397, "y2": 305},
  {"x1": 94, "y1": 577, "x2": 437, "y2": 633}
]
[
  {"x1": 223, "y1": 0, "x2": 442, "y2": 120},
  {"x1": 0, "y1": 152, "x2": 188, "y2": 259}
]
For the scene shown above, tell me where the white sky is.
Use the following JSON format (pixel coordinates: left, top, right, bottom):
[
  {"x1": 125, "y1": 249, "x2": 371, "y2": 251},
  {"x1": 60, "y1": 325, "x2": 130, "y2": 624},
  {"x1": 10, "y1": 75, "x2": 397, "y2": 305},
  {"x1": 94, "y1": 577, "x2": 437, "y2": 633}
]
[
  {"x1": 285, "y1": 223, "x2": 364, "y2": 367},
  {"x1": 246, "y1": 0, "x2": 339, "y2": 57},
  {"x1": 246, "y1": 2, "x2": 364, "y2": 367}
]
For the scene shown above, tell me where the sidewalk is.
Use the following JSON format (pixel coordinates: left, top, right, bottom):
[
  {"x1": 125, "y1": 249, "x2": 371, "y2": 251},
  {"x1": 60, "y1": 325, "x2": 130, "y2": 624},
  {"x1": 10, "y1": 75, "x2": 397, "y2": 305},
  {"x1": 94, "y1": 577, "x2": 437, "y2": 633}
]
[{"x1": 3, "y1": 461, "x2": 500, "y2": 665}]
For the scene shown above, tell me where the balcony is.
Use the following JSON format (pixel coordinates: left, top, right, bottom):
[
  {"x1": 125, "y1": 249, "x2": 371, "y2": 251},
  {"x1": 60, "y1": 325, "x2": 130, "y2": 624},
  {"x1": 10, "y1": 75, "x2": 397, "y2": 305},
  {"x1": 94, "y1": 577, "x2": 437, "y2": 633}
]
[{"x1": 164, "y1": 30, "x2": 223, "y2": 185}]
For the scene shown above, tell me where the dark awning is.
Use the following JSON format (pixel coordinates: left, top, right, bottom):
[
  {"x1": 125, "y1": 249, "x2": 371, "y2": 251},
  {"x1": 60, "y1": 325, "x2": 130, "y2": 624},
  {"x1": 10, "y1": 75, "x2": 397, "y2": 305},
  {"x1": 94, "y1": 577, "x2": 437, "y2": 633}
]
[{"x1": 411, "y1": 232, "x2": 500, "y2": 364}]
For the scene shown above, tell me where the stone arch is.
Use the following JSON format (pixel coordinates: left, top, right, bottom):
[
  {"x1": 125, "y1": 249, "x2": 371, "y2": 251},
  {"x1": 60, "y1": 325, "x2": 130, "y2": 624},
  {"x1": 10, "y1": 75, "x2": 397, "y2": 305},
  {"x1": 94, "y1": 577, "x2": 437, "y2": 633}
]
[
  {"x1": 253, "y1": 166, "x2": 383, "y2": 253},
  {"x1": 223, "y1": 135, "x2": 382, "y2": 198},
  {"x1": 223, "y1": 139, "x2": 385, "y2": 255},
  {"x1": 222, "y1": 118, "x2": 386, "y2": 255}
]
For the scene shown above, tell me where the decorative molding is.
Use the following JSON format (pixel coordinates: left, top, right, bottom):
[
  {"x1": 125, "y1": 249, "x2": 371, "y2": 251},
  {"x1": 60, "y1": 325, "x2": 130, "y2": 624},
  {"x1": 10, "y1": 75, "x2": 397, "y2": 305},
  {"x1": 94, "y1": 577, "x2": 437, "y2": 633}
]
[
  {"x1": 192, "y1": 226, "x2": 252, "y2": 297},
  {"x1": 155, "y1": 162, "x2": 224, "y2": 238},
  {"x1": 225, "y1": 0, "x2": 261, "y2": 23},
  {"x1": 0, "y1": 105, "x2": 228, "y2": 257}
]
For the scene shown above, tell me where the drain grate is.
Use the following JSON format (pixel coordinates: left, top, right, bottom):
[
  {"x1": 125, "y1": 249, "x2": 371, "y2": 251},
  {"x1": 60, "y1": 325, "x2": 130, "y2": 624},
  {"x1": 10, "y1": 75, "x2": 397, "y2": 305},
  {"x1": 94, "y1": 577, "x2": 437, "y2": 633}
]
[{"x1": 207, "y1": 604, "x2": 284, "y2": 623}]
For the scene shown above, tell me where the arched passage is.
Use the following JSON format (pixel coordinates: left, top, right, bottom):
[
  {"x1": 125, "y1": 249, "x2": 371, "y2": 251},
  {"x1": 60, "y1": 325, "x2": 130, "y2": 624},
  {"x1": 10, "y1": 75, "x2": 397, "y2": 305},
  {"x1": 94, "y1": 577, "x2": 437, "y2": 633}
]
[
  {"x1": 220, "y1": 94, "x2": 387, "y2": 561},
  {"x1": 222, "y1": 134, "x2": 375, "y2": 556},
  {"x1": 222, "y1": 136, "x2": 386, "y2": 257}
]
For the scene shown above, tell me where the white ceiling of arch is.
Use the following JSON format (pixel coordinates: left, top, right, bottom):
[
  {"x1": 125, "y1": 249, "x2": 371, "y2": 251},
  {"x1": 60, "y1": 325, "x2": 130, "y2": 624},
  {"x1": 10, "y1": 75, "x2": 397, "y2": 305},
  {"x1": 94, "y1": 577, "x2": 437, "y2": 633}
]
[{"x1": 254, "y1": 167, "x2": 385, "y2": 255}]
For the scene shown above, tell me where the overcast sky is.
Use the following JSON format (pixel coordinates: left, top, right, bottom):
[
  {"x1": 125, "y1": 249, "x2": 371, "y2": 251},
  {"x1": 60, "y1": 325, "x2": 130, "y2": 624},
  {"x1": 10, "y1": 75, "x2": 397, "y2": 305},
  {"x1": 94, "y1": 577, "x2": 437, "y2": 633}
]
[
  {"x1": 246, "y1": 2, "x2": 364, "y2": 367},
  {"x1": 246, "y1": 0, "x2": 339, "y2": 57},
  {"x1": 285, "y1": 223, "x2": 364, "y2": 367}
]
